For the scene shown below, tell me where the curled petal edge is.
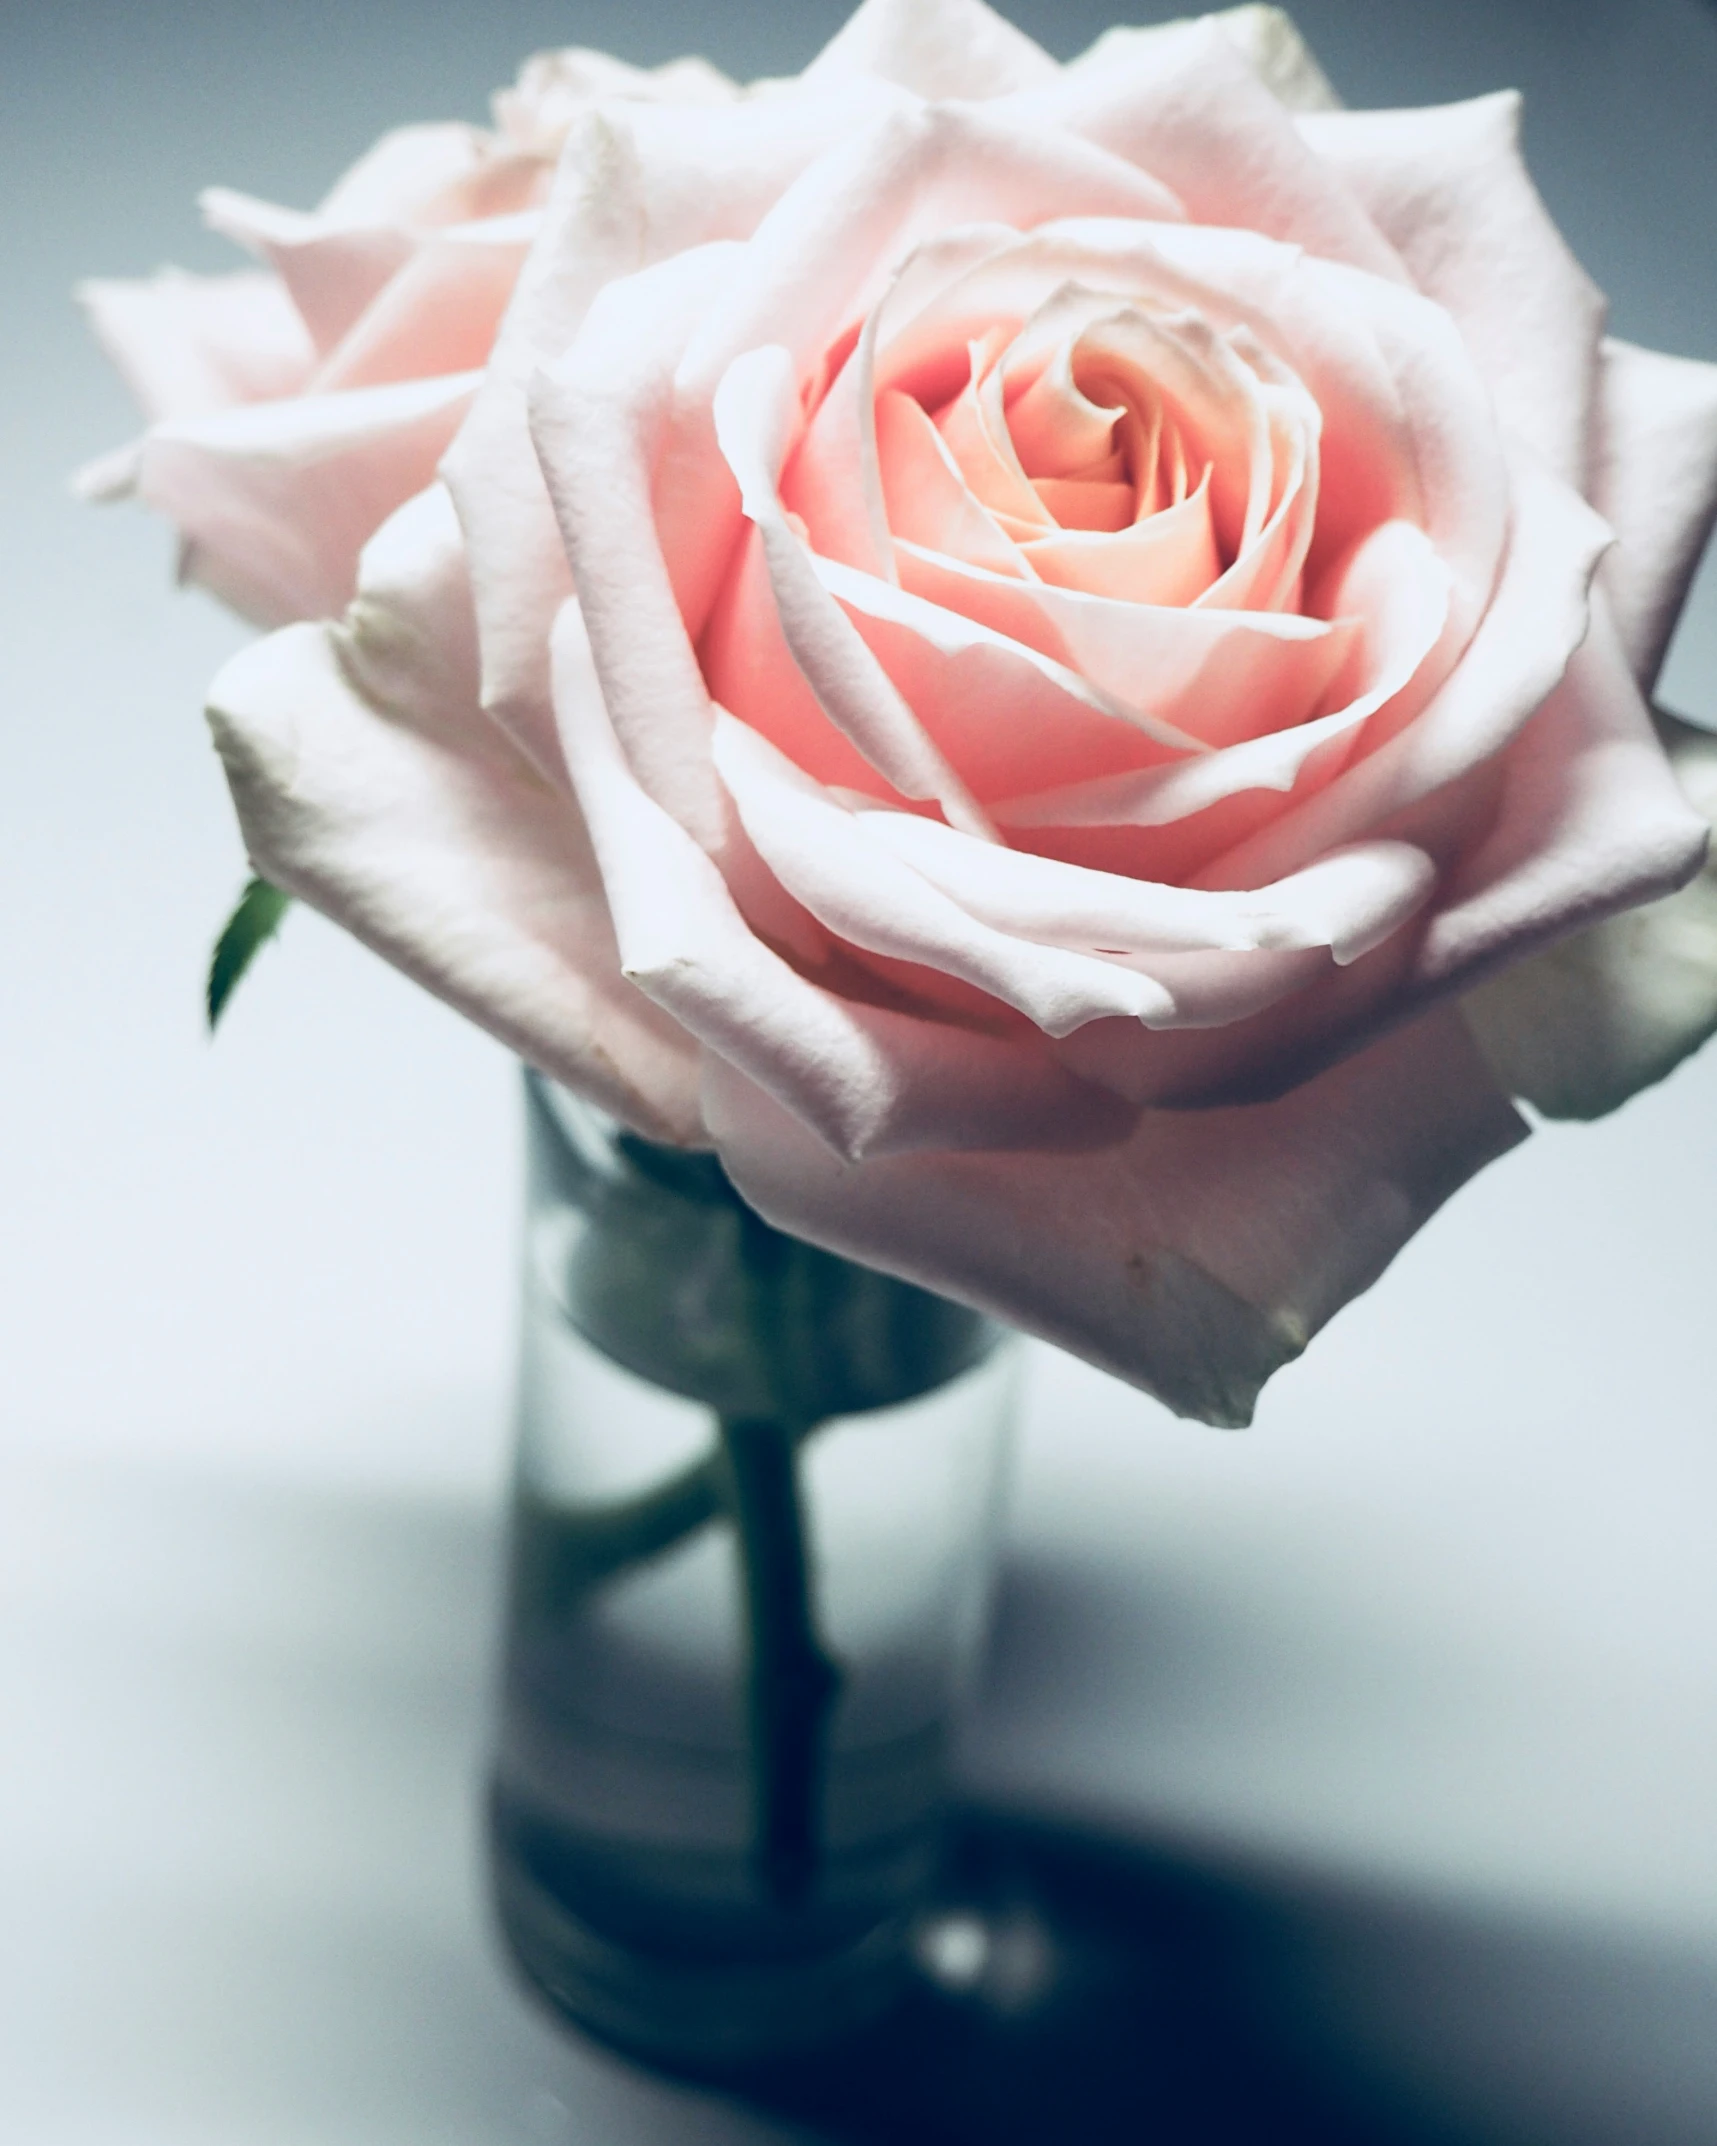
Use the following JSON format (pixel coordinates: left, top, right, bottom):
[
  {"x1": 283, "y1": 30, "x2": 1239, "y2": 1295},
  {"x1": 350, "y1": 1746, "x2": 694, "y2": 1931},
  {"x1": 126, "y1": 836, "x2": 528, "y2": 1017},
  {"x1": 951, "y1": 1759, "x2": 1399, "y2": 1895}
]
[
  {"x1": 551, "y1": 599, "x2": 1133, "y2": 1161},
  {"x1": 1461, "y1": 709, "x2": 1717, "y2": 1120},
  {"x1": 705, "y1": 1000, "x2": 1528, "y2": 1425}
]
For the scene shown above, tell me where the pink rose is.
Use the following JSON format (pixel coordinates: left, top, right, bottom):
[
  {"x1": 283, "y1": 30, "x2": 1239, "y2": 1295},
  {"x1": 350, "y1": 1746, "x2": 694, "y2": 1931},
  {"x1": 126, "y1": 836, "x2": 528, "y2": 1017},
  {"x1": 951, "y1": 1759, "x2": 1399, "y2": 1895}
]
[{"x1": 159, "y1": 3, "x2": 1717, "y2": 1421}]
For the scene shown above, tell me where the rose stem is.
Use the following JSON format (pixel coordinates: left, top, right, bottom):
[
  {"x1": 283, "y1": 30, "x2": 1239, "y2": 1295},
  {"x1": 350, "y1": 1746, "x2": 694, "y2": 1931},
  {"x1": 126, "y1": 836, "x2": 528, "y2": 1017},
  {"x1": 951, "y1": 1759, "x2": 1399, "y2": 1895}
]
[{"x1": 718, "y1": 1413, "x2": 842, "y2": 1904}]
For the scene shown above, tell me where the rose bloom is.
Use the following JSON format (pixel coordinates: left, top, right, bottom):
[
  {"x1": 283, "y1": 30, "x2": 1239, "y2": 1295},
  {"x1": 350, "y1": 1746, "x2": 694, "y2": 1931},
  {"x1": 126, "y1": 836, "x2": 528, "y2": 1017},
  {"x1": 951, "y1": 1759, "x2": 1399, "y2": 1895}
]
[{"x1": 90, "y1": 1, "x2": 1717, "y2": 1424}]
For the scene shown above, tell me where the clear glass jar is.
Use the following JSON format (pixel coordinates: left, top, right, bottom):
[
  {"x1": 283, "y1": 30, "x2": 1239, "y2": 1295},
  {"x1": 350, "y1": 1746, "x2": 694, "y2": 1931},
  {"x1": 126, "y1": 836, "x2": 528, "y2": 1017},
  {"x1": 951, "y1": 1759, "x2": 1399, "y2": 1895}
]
[{"x1": 488, "y1": 1073, "x2": 1019, "y2": 2072}]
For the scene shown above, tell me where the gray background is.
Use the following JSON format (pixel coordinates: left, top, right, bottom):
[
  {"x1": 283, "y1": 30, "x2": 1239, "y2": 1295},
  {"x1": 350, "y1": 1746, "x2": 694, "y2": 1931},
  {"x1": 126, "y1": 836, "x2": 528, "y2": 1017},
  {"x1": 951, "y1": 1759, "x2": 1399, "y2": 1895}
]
[{"x1": 5, "y1": 2, "x2": 1717, "y2": 2140}]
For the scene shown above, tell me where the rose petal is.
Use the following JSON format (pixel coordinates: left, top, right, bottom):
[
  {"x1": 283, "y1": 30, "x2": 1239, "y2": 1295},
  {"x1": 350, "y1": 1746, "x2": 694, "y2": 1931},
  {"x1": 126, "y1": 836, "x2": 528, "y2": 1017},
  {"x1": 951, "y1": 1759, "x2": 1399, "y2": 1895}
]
[
  {"x1": 444, "y1": 91, "x2": 897, "y2": 763},
  {"x1": 1198, "y1": 453, "x2": 1606, "y2": 889},
  {"x1": 1191, "y1": 341, "x2": 1323, "y2": 614},
  {"x1": 701, "y1": 518, "x2": 892, "y2": 798},
  {"x1": 1004, "y1": 325, "x2": 1128, "y2": 479},
  {"x1": 313, "y1": 120, "x2": 526, "y2": 225},
  {"x1": 799, "y1": 0, "x2": 1058, "y2": 100},
  {"x1": 864, "y1": 809, "x2": 1434, "y2": 966},
  {"x1": 713, "y1": 343, "x2": 996, "y2": 836},
  {"x1": 206, "y1": 598, "x2": 703, "y2": 1145},
  {"x1": 75, "y1": 269, "x2": 315, "y2": 426},
  {"x1": 493, "y1": 47, "x2": 739, "y2": 159},
  {"x1": 712, "y1": 711, "x2": 1179, "y2": 1033},
  {"x1": 327, "y1": 483, "x2": 480, "y2": 733},
  {"x1": 949, "y1": 278, "x2": 1326, "y2": 613},
  {"x1": 784, "y1": 222, "x2": 1028, "y2": 577},
  {"x1": 529, "y1": 240, "x2": 747, "y2": 846},
  {"x1": 992, "y1": 518, "x2": 1452, "y2": 836},
  {"x1": 1591, "y1": 336, "x2": 1717, "y2": 689},
  {"x1": 828, "y1": 547, "x2": 1247, "y2": 759},
  {"x1": 1299, "y1": 94, "x2": 1605, "y2": 489},
  {"x1": 704, "y1": 1002, "x2": 1527, "y2": 1426},
  {"x1": 309, "y1": 217, "x2": 535, "y2": 393},
  {"x1": 935, "y1": 331, "x2": 1057, "y2": 528},
  {"x1": 1009, "y1": 19, "x2": 1400, "y2": 277},
  {"x1": 1462, "y1": 709, "x2": 1717, "y2": 1119},
  {"x1": 201, "y1": 187, "x2": 417, "y2": 354},
  {"x1": 1121, "y1": 581, "x2": 1714, "y2": 1116},
  {"x1": 1416, "y1": 586, "x2": 1711, "y2": 993},
  {"x1": 704, "y1": 509, "x2": 1186, "y2": 803},
  {"x1": 1203, "y1": 4, "x2": 1341, "y2": 113},
  {"x1": 1272, "y1": 250, "x2": 1506, "y2": 639},
  {"x1": 1027, "y1": 478, "x2": 1134, "y2": 533},
  {"x1": 781, "y1": 316, "x2": 900, "y2": 580},
  {"x1": 668, "y1": 103, "x2": 1186, "y2": 638},
  {"x1": 872, "y1": 387, "x2": 1032, "y2": 578},
  {"x1": 843, "y1": 815, "x2": 1434, "y2": 1037},
  {"x1": 441, "y1": 108, "x2": 667, "y2": 774},
  {"x1": 874, "y1": 219, "x2": 1507, "y2": 642},
  {"x1": 1022, "y1": 479, "x2": 1220, "y2": 606},
  {"x1": 552, "y1": 603, "x2": 1128, "y2": 1158},
  {"x1": 128, "y1": 370, "x2": 479, "y2": 627},
  {"x1": 885, "y1": 541, "x2": 1355, "y2": 752},
  {"x1": 1035, "y1": 299, "x2": 1277, "y2": 562}
]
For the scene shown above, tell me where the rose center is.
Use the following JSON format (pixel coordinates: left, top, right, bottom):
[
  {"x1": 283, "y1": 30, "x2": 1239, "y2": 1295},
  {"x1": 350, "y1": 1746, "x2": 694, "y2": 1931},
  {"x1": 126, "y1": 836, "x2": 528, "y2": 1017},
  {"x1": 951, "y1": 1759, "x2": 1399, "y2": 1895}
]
[{"x1": 874, "y1": 287, "x2": 1319, "y2": 619}]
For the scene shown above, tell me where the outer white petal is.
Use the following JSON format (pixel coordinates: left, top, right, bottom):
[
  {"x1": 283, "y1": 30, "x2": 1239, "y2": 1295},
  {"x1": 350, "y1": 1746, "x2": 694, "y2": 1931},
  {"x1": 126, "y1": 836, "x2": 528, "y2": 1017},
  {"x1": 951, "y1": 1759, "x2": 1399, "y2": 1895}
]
[
  {"x1": 1591, "y1": 336, "x2": 1717, "y2": 690},
  {"x1": 798, "y1": 0, "x2": 1057, "y2": 99},
  {"x1": 201, "y1": 186, "x2": 417, "y2": 355},
  {"x1": 1013, "y1": 20, "x2": 1393, "y2": 275},
  {"x1": 75, "y1": 269, "x2": 315, "y2": 426},
  {"x1": 492, "y1": 47, "x2": 738, "y2": 157},
  {"x1": 1462, "y1": 710, "x2": 1717, "y2": 1120},
  {"x1": 1416, "y1": 589, "x2": 1710, "y2": 992},
  {"x1": 204, "y1": 501, "x2": 703, "y2": 1144},
  {"x1": 441, "y1": 108, "x2": 664, "y2": 774},
  {"x1": 1062, "y1": 6, "x2": 1341, "y2": 114},
  {"x1": 329, "y1": 483, "x2": 480, "y2": 734},
  {"x1": 1204, "y1": 6, "x2": 1341, "y2": 112},
  {"x1": 529, "y1": 241, "x2": 746, "y2": 851},
  {"x1": 706, "y1": 1003, "x2": 1527, "y2": 1427},
  {"x1": 309, "y1": 217, "x2": 534, "y2": 394},
  {"x1": 124, "y1": 370, "x2": 479, "y2": 627},
  {"x1": 315, "y1": 120, "x2": 500, "y2": 225},
  {"x1": 1298, "y1": 95, "x2": 1606, "y2": 489},
  {"x1": 444, "y1": 91, "x2": 896, "y2": 769}
]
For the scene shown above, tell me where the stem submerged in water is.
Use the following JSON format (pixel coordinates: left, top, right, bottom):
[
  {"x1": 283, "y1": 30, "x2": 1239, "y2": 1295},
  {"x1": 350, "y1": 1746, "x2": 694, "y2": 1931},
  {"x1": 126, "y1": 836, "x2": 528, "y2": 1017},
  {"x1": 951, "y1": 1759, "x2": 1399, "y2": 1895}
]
[
  {"x1": 515, "y1": 1411, "x2": 844, "y2": 1903},
  {"x1": 719, "y1": 1415, "x2": 842, "y2": 1903}
]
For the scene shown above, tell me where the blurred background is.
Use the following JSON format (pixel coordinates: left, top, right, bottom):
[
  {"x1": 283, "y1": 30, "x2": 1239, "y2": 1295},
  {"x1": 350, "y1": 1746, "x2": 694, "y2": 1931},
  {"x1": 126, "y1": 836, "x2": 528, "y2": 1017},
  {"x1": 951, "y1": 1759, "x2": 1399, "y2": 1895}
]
[{"x1": 3, "y1": 1, "x2": 1717, "y2": 2139}]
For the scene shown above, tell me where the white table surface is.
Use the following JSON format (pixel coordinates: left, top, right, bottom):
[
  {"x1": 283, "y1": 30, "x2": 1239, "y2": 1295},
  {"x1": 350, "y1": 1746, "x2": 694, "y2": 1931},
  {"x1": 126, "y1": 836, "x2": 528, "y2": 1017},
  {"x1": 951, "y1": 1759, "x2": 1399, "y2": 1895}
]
[{"x1": 6, "y1": 2, "x2": 1717, "y2": 2140}]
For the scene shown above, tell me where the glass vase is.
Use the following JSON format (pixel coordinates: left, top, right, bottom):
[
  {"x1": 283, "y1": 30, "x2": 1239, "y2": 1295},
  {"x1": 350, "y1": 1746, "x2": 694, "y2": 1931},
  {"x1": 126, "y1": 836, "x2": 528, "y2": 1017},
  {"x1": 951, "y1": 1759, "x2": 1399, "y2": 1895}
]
[{"x1": 487, "y1": 1072, "x2": 1019, "y2": 2072}]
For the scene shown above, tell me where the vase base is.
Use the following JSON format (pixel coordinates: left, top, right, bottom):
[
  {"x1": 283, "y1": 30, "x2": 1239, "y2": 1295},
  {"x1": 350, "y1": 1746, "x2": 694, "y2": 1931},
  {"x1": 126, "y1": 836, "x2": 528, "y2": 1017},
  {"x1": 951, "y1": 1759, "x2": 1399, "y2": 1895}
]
[{"x1": 490, "y1": 1832, "x2": 913, "y2": 2074}]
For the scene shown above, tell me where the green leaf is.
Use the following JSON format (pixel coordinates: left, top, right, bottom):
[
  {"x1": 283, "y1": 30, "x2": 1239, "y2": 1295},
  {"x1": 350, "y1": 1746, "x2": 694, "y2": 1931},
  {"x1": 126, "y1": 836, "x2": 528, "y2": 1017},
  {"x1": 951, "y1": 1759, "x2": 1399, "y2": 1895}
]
[{"x1": 206, "y1": 877, "x2": 291, "y2": 1030}]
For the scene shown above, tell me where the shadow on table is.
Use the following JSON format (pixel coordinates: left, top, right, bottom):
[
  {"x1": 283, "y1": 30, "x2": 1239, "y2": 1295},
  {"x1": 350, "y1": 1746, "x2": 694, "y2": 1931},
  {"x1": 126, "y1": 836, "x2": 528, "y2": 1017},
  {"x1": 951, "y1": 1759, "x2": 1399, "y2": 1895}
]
[
  {"x1": 21, "y1": 1449, "x2": 1717, "y2": 2144},
  {"x1": 596, "y1": 1804, "x2": 1457, "y2": 2146}
]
